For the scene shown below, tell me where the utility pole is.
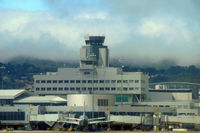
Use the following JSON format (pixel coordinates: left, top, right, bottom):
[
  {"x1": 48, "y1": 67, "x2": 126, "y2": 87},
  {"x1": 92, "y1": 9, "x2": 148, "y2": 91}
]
[{"x1": 121, "y1": 65, "x2": 124, "y2": 105}]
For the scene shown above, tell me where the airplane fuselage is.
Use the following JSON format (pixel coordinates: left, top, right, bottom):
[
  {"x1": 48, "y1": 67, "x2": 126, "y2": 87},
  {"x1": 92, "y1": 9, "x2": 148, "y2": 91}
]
[{"x1": 79, "y1": 119, "x2": 88, "y2": 127}]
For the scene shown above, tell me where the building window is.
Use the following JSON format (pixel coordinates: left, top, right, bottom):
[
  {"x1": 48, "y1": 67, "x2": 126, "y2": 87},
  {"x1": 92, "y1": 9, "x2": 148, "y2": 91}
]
[
  {"x1": 116, "y1": 95, "x2": 131, "y2": 102},
  {"x1": 105, "y1": 87, "x2": 110, "y2": 91},
  {"x1": 88, "y1": 87, "x2": 92, "y2": 91},
  {"x1": 111, "y1": 87, "x2": 116, "y2": 91},
  {"x1": 36, "y1": 88, "x2": 40, "y2": 91},
  {"x1": 76, "y1": 87, "x2": 80, "y2": 91},
  {"x1": 123, "y1": 80, "x2": 128, "y2": 83},
  {"x1": 41, "y1": 88, "x2": 45, "y2": 91},
  {"x1": 98, "y1": 99, "x2": 108, "y2": 106},
  {"x1": 135, "y1": 80, "x2": 139, "y2": 83},
  {"x1": 123, "y1": 88, "x2": 128, "y2": 91},
  {"x1": 59, "y1": 80, "x2": 63, "y2": 83},
  {"x1": 94, "y1": 80, "x2": 98, "y2": 83},
  {"x1": 76, "y1": 80, "x2": 80, "y2": 83},
  {"x1": 36, "y1": 80, "x2": 40, "y2": 83},
  {"x1": 100, "y1": 80, "x2": 104, "y2": 83},
  {"x1": 122, "y1": 96, "x2": 128, "y2": 102},
  {"x1": 111, "y1": 80, "x2": 116, "y2": 83},
  {"x1": 93, "y1": 88, "x2": 98, "y2": 91},
  {"x1": 53, "y1": 80, "x2": 57, "y2": 83},
  {"x1": 64, "y1": 80, "x2": 69, "y2": 83},
  {"x1": 70, "y1": 80, "x2": 75, "y2": 83},
  {"x1": 47, "y1": 88, "x2": 51, "y2": 91},
  {"x1": 84, "y1": 72, "x2": 90, "y2": 75},
  {"x1": 70, "y1": 87, "x2": 74, "y2": 91},
  {"x1": 105, "y1": 80, "x2": 110, "y2": 83},
  {"x1": 100, "y1": 88, "x2": 104, "y2": 91},
  {"x1": 82, "y1": 80, "x2": 86, "y2": 83},
  {"x1": 53, "y1": 87, "x2": 57, "y2": 91},
  {"x1": 135, "y1": 87, "x2": 139, "y2": 90},
  {"x1": 129, "y1": 88, "x2": 134, "y2": 90},
  {"x1": 59, "y1": 87, "x2": 63, "y2": 91},
  {"x1": 129, "y1": 80, "x2": 134, "y2": 83},
  {"x1": 82, "y1": 87, "x2": 86, "y2": 91},
  {"x1": 64, "y1": 87, "x2": 69, "y2": 91},
  {"x1": 0, "y1": 112, "x2": 25, "y2": 120},
  {"x1": 88, "y1": 80, "x2": 92, "y2": 83},
  {"x1": 117, "y1": 80, "x2": 121, "y2": 83},
  {"x1": 41, "y1": 80, "x2": 46, "y2": 83},
  {"x1": 115, "y1": 95, "x2": 121, "y2": 102},
  {"x1": 47, "y1": 80, "x2": 51, "y2": 83}
]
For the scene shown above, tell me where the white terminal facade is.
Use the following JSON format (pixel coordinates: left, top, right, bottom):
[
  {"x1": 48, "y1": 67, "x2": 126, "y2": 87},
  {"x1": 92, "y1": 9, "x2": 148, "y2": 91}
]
[{"x1": 34, "y1": 36, "x2": 149, "y2": 105}]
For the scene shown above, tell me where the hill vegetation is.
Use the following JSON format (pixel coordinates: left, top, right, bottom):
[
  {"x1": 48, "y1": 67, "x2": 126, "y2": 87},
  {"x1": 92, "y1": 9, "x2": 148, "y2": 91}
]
[{"x1": 0, "y1": 58, "x2": 200, "y2": 89}]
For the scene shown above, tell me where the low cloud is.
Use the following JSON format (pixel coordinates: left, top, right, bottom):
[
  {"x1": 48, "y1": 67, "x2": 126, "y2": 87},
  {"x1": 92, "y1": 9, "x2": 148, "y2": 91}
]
[
  {"x1": 137, "y1": 17, "x2": 192, "y2": 43},
  {"x1": 0, "y1": 0, "x2": 200, "y2": 66}
]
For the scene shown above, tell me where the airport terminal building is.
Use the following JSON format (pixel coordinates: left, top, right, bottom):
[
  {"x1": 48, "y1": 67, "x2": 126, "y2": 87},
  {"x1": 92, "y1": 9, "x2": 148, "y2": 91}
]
[
  {"x1": 33, "y1": 36, "x2": 149, "y2": 105},
  {"x1": 1, "y1": 36, "x2": 200, "y2": 131}
]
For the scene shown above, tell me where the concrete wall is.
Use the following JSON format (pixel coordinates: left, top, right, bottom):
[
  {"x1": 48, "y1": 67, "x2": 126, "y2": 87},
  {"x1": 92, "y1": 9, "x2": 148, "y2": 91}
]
[
  {"x1": 34, "y1": 67, "x2": 149, "y2": 96},
  {"x1": 67, "y1": 94, "x2": 115, "y2": 106},
  {"x1": 148, "y1": 92, "x2": 192, "y2": 101},
  {"x1": 99, "y1": 48, "x2": 109, "y2": 67}
]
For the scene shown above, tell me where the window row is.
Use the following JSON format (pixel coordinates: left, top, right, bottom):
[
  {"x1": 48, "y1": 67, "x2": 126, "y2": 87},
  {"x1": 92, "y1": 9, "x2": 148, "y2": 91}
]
[
  {"x1": 0, "y1": 112, "x2": 25, "y2": 120},
  {"x1": 98, "y1": 99, "x2": 108, "y2": 106},
  {"x1": 35, "y1": 87, "x2": 141, "y2": 91},
  {"x1": 35, "y1": 79, "x2": 143, "y2": 84}
]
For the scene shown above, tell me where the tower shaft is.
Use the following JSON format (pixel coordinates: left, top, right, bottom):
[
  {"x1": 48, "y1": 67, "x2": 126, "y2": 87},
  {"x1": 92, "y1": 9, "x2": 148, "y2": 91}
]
[{"x1": 80, "y1": 36, "x2": 109, "y2": 68}]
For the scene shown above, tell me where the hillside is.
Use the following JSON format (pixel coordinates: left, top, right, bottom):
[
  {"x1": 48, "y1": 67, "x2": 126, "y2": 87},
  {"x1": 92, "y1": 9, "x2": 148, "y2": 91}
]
[{"x1": 0, "y1": 58, "x2": 200, "y2": 89}]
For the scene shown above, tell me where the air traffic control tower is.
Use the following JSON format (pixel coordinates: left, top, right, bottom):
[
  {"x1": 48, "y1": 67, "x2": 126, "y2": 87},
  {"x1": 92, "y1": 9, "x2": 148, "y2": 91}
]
[
  {"x1": 80, "y1": 36, "x2": 109, "y2": 68},
  {"x1": 34, "y1": 35, "x2": 149, "y2": 105}
]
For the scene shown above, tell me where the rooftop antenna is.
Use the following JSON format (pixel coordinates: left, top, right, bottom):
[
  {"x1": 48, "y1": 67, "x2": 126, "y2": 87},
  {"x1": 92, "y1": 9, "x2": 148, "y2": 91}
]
[{"x1": 83, "y1": 100, "x2": 86, "y2": 116}]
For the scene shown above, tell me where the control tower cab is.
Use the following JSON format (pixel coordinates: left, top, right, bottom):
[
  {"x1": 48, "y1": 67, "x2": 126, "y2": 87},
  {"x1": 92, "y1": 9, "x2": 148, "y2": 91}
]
[{"x1": 80, "y1": 36, "x2": 109, "y2": 68}]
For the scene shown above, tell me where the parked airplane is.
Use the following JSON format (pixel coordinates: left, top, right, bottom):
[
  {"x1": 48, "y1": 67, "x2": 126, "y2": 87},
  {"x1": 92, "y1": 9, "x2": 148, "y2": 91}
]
[{"x1": 63, "y1": 113, "x2": 109, "y2": 131}]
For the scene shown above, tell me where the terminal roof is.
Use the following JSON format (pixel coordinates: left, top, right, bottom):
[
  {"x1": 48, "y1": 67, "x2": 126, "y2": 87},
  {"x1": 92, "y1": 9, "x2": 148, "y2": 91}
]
[
  {"x1": 14, "y1": 95, "x2": 67, "y2": 103},
  {"x1": 0, "y1": 89, "x2": 25, "y2": 99}
]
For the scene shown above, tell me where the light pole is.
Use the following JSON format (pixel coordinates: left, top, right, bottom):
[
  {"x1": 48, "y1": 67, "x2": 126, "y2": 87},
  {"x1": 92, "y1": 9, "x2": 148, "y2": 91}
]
[{"x1": 120, "y1": 65, "x2": 124, "y2": 105}]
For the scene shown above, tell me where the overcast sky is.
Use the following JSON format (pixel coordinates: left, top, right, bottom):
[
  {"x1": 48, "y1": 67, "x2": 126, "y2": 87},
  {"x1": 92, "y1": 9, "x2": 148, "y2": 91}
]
[{"x1": 0, "y1": 0, "x2": 199, "y2": 66}]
